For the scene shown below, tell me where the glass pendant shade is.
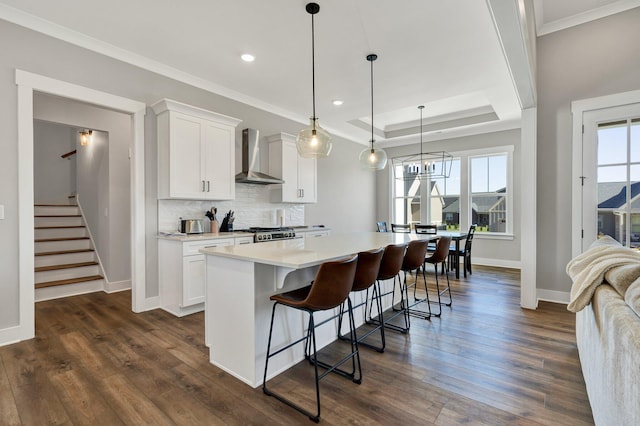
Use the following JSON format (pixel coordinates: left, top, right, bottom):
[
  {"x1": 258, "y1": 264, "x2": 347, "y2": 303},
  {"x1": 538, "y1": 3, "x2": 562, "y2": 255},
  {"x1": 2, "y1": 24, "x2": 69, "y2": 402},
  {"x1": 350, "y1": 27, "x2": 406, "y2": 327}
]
[
  {"x1": 296, "y1": 118, "x2": 332, "y2": 158},
  {"x1": 359, "y1": 145, "x2": 387, "y2": 170}
]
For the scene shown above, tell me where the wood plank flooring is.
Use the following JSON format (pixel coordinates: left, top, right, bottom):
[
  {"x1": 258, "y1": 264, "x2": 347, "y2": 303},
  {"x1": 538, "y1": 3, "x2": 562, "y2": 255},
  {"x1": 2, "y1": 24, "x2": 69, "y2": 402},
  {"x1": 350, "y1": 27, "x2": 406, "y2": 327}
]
[{"x1": 0, "y1": 266, "x2": 594, "y2": 425}]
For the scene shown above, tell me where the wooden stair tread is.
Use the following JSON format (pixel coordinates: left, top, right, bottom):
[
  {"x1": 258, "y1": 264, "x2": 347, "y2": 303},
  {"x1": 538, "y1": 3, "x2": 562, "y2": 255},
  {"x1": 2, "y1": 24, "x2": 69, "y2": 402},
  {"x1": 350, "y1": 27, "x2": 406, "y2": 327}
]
[
  {"x1": 35, "y1": 262, "x2": 99, "y2": 272},
  {"x1": 35, "y1": 237, "x2": 89, "y2": 242},
  {"x1": 35, "y1": 275, "x2": 103, "y2": 289},
  {"x1": 35, "y1": 226, "x2": 86, "y2": 229},
  {"x1": 35, "y1": 215, "x2": 81, "y2": 218},
  {"x1": 35, "y1": 248, "x2": 94, "y2": 256}
]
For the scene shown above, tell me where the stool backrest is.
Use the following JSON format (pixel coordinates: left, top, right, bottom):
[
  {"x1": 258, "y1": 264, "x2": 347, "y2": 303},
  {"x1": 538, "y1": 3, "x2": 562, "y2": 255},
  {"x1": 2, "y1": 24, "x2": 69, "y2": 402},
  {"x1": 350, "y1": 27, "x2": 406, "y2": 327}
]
[
  {"x1": 305, "y1": 255, "x2": 358, "y2": 310},
  {"x1": 414, "y1": 224, "x2": 437, "y2": 234},
  {"x1": 401, "y1": 239, "x2": 429, "y2": 271},
  {"x1": 429, "y1": 236, "x2": 451, "y2": 263},
  {"x1": 377, "y1": 243, "x2": 407, "y2": 280},
  {"x1": 352, "y1": 248, "x2": 384, "y2": 292}
]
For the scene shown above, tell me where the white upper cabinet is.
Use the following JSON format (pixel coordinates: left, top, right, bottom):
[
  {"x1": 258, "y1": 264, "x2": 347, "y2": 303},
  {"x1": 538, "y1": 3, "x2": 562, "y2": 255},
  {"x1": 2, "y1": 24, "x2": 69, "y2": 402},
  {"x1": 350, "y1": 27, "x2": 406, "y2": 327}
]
[
  {"x1": 267, "y1": 133, "x2": 317, "y2": 203},
  {"x1": 152, "y1": 99, "x2": 241, "y2": 200}
]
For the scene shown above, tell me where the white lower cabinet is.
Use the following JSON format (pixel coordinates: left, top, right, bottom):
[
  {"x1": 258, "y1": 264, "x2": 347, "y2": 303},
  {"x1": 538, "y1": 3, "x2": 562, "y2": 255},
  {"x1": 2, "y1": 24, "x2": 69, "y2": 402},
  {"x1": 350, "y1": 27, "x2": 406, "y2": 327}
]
[{"x1": 159, "y1": 238, "x2": 234, "y2": 317}]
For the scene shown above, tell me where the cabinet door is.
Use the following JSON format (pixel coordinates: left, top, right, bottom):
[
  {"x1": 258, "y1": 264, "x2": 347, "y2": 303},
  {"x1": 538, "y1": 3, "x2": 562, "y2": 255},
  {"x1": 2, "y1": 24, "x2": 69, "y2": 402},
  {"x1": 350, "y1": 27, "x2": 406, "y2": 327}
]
[
  {"x1": 182, "y1": 254, "x2": 206, "y2": 307},
  {"x1": 281, "y1": 141, "x2": 301, "y2": 202},
  {"x1": 202, "y1": 121, "x2": 235, "y2": 200},
  {"x1": 169, "y1": 112, "x2": 206, "y2": 199},
  {"x1": 297, "y1": 155, "x2": 317, "y2": 203}
]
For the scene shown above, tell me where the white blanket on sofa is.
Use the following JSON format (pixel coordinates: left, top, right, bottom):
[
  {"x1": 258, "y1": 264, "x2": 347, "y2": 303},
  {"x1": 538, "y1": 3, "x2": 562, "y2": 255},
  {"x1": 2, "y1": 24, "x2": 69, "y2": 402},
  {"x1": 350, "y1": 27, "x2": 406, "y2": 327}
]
[{"x1": 566, "y1": 244, "x2": 640, "y2": 312}]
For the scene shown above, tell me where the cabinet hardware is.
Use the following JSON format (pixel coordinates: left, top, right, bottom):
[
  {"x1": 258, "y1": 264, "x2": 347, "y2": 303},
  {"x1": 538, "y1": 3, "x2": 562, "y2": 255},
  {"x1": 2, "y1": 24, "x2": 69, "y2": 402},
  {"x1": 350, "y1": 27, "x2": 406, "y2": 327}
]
[
  {"x1": 202, "y1": 180, "x2": 206, "y2": 192},
  {"x1": 207, "y1": 180, "x2": 211, "y2": 192}
]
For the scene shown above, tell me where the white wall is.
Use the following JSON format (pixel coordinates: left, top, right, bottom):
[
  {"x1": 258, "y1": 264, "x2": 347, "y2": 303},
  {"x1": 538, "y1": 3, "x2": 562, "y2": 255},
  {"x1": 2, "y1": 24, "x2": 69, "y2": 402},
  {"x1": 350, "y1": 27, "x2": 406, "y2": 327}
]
[
  {"x1": 377, "y1": 129, "x2": 522, "y2": 265},
  {"x1": 0, "y1": 19, "x2": 375, "y2": 334},
  {"x1": 536, "y1": 7, "x2": 640, "y2": 293},
  {"x1": 33, "y1": 120, "x2": 75, "y2": 203}
]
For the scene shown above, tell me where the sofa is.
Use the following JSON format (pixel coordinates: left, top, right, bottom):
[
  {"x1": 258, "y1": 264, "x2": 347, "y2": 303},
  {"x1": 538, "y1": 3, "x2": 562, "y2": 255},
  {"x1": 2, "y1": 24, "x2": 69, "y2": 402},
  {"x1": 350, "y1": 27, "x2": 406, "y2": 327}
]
[{"x1": 567, "y1": 236, "x2": 640, "y2": 425}]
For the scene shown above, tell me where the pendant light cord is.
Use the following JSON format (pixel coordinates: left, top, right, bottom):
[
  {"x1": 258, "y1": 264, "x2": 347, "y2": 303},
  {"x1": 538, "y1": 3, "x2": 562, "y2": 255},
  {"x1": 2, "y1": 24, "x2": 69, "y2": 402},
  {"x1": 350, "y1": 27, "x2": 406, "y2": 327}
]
[
  {"x1": 370, "y1": 56, "x2": 374, "y2": 151},
  {"x1": 311, "y1": 12, "x2": 317, "y2": 128},
  {"x1": 419, "y1": 105, "x2": 424, "y2": 174}
]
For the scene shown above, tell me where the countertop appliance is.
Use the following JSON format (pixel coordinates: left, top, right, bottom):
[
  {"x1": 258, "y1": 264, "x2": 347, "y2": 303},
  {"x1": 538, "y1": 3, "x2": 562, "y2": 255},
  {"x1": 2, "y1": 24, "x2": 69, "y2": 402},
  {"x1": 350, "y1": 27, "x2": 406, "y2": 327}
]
[
  {"x1": 180, "y1": 218, "x2": 204, "y2": 234},
  {"x1": 236, "y1": 227, "x2": 298, "y2": 243}
]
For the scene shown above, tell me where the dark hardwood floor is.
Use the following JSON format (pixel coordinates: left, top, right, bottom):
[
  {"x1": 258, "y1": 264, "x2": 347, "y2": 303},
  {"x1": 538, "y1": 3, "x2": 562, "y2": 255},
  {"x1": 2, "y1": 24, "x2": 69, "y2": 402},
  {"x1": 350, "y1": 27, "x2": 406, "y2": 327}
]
[{"x1": 0, "y1": 266, "x2": 594, "y2": 425}]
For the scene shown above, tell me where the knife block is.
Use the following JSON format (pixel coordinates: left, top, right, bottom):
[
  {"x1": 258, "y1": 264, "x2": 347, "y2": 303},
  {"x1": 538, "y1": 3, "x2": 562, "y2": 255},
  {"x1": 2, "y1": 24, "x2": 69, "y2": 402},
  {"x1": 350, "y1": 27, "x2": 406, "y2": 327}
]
[{"x1": 219, "y1": 217, "x2": 232, "y2": 232}]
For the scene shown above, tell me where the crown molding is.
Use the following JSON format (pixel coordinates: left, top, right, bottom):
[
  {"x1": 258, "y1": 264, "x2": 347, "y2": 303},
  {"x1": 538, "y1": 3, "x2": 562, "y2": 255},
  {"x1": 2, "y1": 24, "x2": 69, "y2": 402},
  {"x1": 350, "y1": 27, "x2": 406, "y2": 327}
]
[{"x1": 536, "y1": 0, "x2": 640, "y2": 36}]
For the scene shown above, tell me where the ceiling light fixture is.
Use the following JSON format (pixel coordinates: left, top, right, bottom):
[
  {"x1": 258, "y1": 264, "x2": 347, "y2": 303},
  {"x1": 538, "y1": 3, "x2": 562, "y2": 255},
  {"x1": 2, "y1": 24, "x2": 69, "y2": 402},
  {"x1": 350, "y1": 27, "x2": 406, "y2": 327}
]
[
  {"x1": 358, "y1": 54, "x2": 387, "y2": 171},
  {"x1": 296, "y1": 2, "x2": 332, "y2": 159},
  {"x1": 241, "y1": 53, "x2": 255, "y2": 62},
  {"x1": 332, "y1": 100, "x2": 343, "y2": 106},
  {"x1": 393, "y1": 106, "x2": 452, "y2": 180},
  {"x1": 79, "y1": 129, "x2": 93, "y2": 146}
]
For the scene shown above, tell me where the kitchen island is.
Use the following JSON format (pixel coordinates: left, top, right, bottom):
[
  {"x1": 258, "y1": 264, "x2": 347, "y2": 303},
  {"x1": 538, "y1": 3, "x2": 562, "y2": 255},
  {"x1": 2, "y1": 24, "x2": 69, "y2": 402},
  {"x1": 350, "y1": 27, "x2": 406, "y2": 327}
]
[{"x1": 201, "y1": 232, "x2": 435, "y2": 388}]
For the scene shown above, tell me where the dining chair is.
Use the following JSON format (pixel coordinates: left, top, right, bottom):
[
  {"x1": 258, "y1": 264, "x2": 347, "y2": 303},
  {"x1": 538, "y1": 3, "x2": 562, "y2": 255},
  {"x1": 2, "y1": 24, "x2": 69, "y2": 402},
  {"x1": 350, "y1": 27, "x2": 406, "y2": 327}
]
[
  {"x1": 414, "y1": 224, "x2": 438, "y2": 252},
  {"x1": 376, "y1": 221, "x2": 388, "y2": 232},
  {"x1": 449, "y1": 225, "x2": 476, "y2": 278},
  {"x1": 263, "y1": 255, "x2": 360, "y2": 422},
  {"x1": 391, "y1": 223, "x2": 411, "y2": 233}
]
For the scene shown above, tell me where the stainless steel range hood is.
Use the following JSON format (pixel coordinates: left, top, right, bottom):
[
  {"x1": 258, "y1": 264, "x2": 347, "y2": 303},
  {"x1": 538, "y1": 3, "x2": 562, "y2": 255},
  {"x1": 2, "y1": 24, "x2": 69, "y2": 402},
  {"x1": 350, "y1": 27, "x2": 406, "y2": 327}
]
[{"x1": 235, "y1": 128, "x2": 284, "y2": 185}]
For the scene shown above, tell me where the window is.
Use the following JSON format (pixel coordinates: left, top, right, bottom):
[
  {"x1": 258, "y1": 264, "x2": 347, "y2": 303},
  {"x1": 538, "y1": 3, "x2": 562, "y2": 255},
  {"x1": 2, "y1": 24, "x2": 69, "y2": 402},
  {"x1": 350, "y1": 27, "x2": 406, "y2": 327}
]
[
  {"x1": 470, "y1": 154, "x2": 508, "y2": 233},
  {"x1": 392, "y1": 147, "x2": 513, "y2": 236},
  {"x1": 596, "y1": 118, "x2": 640, "y2": 247}
]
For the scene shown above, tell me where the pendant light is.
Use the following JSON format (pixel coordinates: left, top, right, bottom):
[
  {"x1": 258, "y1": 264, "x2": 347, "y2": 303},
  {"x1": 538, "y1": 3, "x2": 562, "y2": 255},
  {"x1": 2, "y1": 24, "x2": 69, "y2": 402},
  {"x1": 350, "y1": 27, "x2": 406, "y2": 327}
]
[
  {"x1": 296, "y1": 2, "x2": 332, "y2": 159},
  {"x1": 358, "y1": 54, "x2": 387, "y2": 171},
  {"x1": 392, "y1": 106, "x2": 453, "y2": 181}
]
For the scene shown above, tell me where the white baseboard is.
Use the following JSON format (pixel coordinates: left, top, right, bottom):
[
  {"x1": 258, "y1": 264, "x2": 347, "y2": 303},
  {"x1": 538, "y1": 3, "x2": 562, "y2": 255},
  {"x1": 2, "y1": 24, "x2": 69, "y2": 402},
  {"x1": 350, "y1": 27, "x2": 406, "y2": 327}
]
[
  {"x1": 460, "y1": 257, "x2": 521, "y2": 270},
  {"x1": 144, "y1": 296, "x2": 161, "y2": 311},
  {"x1": 537, "y1": 289, "x2": 570, "y2": 304},
  {"x1": 105, "y1": 279, "x2": 131, "y2": 293},
  {"x1": 0, "y1": 324, "x2": 32, "y2": 347}
]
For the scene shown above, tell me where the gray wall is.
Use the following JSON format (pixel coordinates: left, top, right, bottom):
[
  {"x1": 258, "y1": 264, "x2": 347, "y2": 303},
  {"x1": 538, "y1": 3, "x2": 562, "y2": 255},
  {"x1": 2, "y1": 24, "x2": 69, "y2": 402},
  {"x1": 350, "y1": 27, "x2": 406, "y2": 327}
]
[
  {"x1": 0, "y1": 19, "x2": 375, "y2": 331},
  {"x1": 33, "y1": 121, "x2": 75, "y2": 203},
  {"x1": 377, "y1": 129, "x2": 522, "y2": 265},
  {"x1": 536, "y1": 7, "x2": 640, "y2": 293}
]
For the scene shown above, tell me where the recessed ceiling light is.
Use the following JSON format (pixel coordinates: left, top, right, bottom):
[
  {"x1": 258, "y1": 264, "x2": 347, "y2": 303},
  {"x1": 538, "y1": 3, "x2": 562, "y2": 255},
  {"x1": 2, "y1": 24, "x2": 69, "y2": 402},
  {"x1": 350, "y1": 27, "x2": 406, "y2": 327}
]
[
  {"x1": 332, "y1": 100, "x2": 343, "y2": 106},
  {"x1": 241, "y1": 54, "x2": 255, "y2": 62}
]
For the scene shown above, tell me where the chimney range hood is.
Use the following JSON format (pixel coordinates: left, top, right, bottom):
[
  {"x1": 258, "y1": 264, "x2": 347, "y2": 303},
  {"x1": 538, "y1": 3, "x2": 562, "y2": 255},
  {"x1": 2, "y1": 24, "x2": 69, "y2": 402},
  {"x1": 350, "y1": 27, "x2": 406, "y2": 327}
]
[{"x1": 235, "y1": 128, "x2": 284, "y2": 185}]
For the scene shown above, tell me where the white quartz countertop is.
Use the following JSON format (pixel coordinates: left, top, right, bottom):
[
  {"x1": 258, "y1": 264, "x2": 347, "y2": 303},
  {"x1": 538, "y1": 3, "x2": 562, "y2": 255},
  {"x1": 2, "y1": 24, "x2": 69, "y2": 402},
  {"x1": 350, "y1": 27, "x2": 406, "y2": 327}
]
[
  {"x1": 157, "y1": 232, "x2": 253, "y2": 241},
  {"x1": 200, "y1": 232, "x2": 435, "y2": 269}
]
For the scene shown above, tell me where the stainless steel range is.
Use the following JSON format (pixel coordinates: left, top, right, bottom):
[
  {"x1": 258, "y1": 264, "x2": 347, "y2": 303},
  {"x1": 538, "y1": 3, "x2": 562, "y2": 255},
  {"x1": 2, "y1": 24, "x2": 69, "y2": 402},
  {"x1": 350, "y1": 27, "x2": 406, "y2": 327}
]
[{"x1": 241, "y1": 227, "x2": 298, "y2": 243}]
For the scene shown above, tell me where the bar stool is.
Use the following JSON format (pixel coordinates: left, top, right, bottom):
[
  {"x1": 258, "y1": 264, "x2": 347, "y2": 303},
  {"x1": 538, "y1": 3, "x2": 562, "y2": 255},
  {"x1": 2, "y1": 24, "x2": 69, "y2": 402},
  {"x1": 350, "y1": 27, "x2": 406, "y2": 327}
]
[
  {"x1": 417, "y1": 236, "x2": 452, "y2": 317},
  {"x1": 399, "y1": 239, "x2": 431, "y2": 321},
  {"x1": 262, "y1": 255, "x2": 360, "y2": 423},
  {"x1": 337, "y1": 248, "x2": 385, "y2": 352},
  {"x1": 367, "y1": 243, "x2": 409, "y2": 333}
]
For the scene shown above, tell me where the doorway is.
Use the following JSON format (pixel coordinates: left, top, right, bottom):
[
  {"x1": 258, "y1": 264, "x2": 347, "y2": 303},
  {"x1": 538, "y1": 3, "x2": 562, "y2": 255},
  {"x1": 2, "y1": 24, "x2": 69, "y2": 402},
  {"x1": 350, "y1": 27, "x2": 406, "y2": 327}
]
[
  {"x1": 572, "y1": 90, "x2": 640, "y2": 256},
  {"x1": 16, "y1": 70, "x2": 146, "y2": 342}
]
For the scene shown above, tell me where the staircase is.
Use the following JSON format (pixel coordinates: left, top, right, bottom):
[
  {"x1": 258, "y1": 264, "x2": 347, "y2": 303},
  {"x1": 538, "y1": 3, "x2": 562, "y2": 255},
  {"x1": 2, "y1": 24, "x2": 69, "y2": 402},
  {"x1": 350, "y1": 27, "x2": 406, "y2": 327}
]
[{"x1": 34, "y1": 204, "x2": 104, "y2": 302}]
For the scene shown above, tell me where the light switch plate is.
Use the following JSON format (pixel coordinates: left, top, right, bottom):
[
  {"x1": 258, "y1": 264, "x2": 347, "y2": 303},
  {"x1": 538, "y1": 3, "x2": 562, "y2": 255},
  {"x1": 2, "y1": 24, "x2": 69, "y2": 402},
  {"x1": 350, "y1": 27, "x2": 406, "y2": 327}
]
[{"x1": 0, "y1": 205, "x2": 4, "y2": 220}]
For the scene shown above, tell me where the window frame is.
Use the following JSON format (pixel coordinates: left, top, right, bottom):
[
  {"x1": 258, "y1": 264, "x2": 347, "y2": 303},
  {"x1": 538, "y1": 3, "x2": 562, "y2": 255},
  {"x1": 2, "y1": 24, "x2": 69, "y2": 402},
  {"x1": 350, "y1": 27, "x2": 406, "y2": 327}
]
[{"x1": 390, "y1": 145, "x2": 514, "y2": 239}]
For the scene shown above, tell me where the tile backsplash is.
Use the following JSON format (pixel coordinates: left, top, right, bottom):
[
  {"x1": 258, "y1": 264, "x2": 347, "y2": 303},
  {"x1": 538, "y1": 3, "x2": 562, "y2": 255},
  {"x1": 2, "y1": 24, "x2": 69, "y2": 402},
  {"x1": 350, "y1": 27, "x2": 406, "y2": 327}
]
[{"x1": 158, "y1": 184, "x2": 304, "y2": 232}]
